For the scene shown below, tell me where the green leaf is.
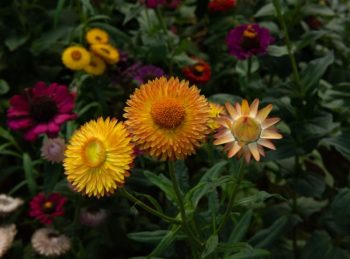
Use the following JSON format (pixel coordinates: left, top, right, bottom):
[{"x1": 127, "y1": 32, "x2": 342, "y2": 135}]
[
  {"x1": 148, "y1": 225, "x2": 182, "y2": 257},
  {"x1": 127, "y1": 230, "x2": 169, "y2": 244},
  {"x1": 5, "y1": 34, "x2": 29, "y2": 51},
  {"x1": 54, "y1": 0, "x2": 67, "y2": 27},
  {"x1": 23, "y1": 153, "x2": 37, "y2": 196},
  {"x1": 302, "y1": 4, "x2": 335, "y2": 16},
  {"x1": 267, "y1": 45, "x2": 289, "y2": 57},
  {"x1": 235, "y1": 58, "x2": 259, "y2": 77},
  {"x1": 296, "y1": 197, "x2": 328, "y2": 218},
  {"x1": 322, "y1": 133, "x2": 350, "y2": 161},
  {"x1": 144, "y1": 171, "x2": 176, "y2": 203},
  {"x1": 0, "y1": 79, "x2": 10, "y2": 95},
  {"x1": 228, "y1": 210, "x2": 253, "y2": 244},
  {"x1": 90, "y1": 22, "x2": 133, "y2": 47},
  {"x1": 208, "y1": 94, "x2": 242, "y2": 105},
  {"x1": 254, "y1": 3, "x2": 275, "y2": 17},
  {"x1": 330, "y1": 188, "x2": 350, "y2": 231},
  {"x1": 133, "y1": 192, "x2": 164, "y2": 214},
  {"x1": 201, "y1": 235, "x2": 219, "y2": 258},
  {"x1": 226, "y1": 248, "x2": 269, "y2": 259},
  {"x1": 301, "y1": 231, "x2": 348, "y2": 259},
  {"x1": 249, "y1": 215, "x2": 301, "y2": 248},
  {"x1": 235, "y1": 191, "x2": 285, "y2": 208},
  {"x1": 300, "y1": 52, "x2": 334, "y2": 94},
  {"x1": 292, "y1": 173, "x2": 325, "y2": 198}
]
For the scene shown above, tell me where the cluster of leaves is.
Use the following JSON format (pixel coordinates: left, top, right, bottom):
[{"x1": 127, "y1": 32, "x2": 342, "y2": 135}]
[{"x1": 0, "y1": 0, "x2": 350, "y2": 258}]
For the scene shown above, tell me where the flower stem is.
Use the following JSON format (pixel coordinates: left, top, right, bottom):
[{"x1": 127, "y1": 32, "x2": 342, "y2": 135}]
[
  {"x1": 216, "y1": 159, "x2": 245, "y2": 234},
  {"x1": 120, "y1": 188, "x2": 181, "y2": 224},
  {"x1": 168, "y1": 161, "x2": 202, "y2": 258},
  {"x1": 272, "y1": 0, "x2": 300, "y2": 84}
]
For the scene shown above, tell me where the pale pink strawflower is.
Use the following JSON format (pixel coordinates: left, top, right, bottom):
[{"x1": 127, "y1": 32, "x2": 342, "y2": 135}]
[
  {"x1": 41, "y1": 137, "x2": 66, "y2": 163},
  {"x1": 0, "y1": 224, "x2": 17, "y2": 257},
  {"x1": 80, "y1": 208, "x2": 108, "y2": 227},
  {"x1": 31, "y1": 228, "x2": 71, "y2": 257},
  {"x1": 0, "y1": 194, "x2": 23, "y2": 217}
]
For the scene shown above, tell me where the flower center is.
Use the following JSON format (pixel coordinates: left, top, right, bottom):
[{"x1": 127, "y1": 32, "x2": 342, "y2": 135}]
[
  {"x1": 192, "y1": 64, "x2": 204, "y2": 76},
  {"x1": 100, "y1": 47, "x2": 110, "y2": 55},
  {"x1": 240, "y1": 25, "x2": 260, "y2": 51},
  {"x1": 151, "y1": 98, "x2": 185, "y2": 129},
  {"x1": 83, "y1": 138, "x2": 106, "y2": 167},
  {"x1": 71, "y1": 50, "x2": 82, "y2": 61},
  {"x1": 47, "y1": 232, "x2": 60, "y2": 239},
  {"x1": 30, "y1": 96, "x2": 58, "y2": 122},
  {"x1": 232, "y1": 116, "x2": 261, "y2": 143},
  {"x1": 43, "y1": 201, "x2": 54, "y2": 213}
]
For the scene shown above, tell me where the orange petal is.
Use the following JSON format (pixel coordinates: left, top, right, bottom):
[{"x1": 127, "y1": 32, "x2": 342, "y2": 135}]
[
  {"x1": 225, "y1": 102, "x2": 238, "y2": 120},
  {"x1": 242, "y1": 147, "x2": 251, "y2": 163},
  {"x1": 256, "y1": 104, "x2": 272, "y2": 122},
  {"x1": 257, "y1": 144, "x2": 265, "y2": 156},
  {"x1": 248, "y1": 142, "x2": 260, "y2": 161},
  {"x1": 249, "y1": 99, "x2": 259, "y2": 118},
  {"x1": 227, "y1": 142, "x2": 241, "y2": 158},
  {"x1": 261, "y1": 129, "x2": 283, "y2": 139},
  {"x1": 241, "y1": 99, "x2": 250, "y2": 116},
  {"x1": 258, "y1": 139, "x2": 276, "y2": 150},
  {"x1": 214, "y1": 132, "x2": 235, "y2": 145},
  {"x1": 235, "y1": 102, "x2": 242, "y2": 116},
  {"x1": 262, "y1": 117, "x2": 280, "y2": 129}
]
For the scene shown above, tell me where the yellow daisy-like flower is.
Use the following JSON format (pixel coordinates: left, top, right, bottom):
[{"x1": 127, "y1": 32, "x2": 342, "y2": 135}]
[
  {"x1": 214, "y1": 99, "x2": 282, "y2": 163},
  {"x1": 124, "y1": 77, "x2": 210, "y2": 160},
  {"x1": 208, "y1": 102, "x2": 226, "y2": 131},
  {"x1": 85, "y1": 28, "x2": 109, "y2": 45},
  {"x1": 61, "y1": 46, "x2": 91, "y2": 70},
  {"x1": 83, "y1": 53, "x2": 107, "y2": 76},
  {"x1": 90, "y1": 44, "x2": 119, "y2": 64},
  {"x1": 63, "y1": 117, "x2": 134, "y2": 198}
]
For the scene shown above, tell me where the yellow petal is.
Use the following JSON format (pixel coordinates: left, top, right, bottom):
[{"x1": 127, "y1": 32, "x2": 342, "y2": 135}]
[
  {"x1": 225, "y1": 102, "x2": 238, "y2": 119},
  {"x1": 256, "y1": 104, "x2": 272, "y2": 122},
  {"x1": 262, "y1": 117, "x2": 280, "y2": 129},
  {"x1": 242, "y1": 146, "x2": 251, "y2": 163},
  {"x1": 248, "y1": 142, "x2": 260, "y2": 161},
  {"x1": 241, "y1": 99, "x2": 250, "y2": 116},
  {"x1": 249, "y1": 99, "x2": 259, "y2": 118},
  {"x1": 261, "y1": 129, "x2": 282, "y2": 139},
  {"x1": 227, "y1": 142, "x2": 241, "y2": 158},
  {"x1": 213, "y1": 131, "x2": 235, "y2": 145}
]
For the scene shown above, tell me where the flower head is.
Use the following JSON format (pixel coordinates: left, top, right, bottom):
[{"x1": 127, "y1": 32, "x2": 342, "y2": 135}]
[
  {"x1": 182, "y1": 58, "x2": 211, "y2": 85},
  {"x1": 64, "y1": 117, "x2": 134, "y2": 198},
  {"x1": 141, "y1": 0, "x2": 165, "y2": 8},
  {"x1": 41, "y1": 137, "x2": 66, "y2": 163},
  {"x1": 29, "y1": 193, "x2": 67, "y2": 224},
  {"x1": 226, "y1": 24, "x2": 273, "y2": 60},
  {"x1": 214, "y1": 99, "x2": 282, "y2": 163},
  {"x1": 80, "y1": 208, "x2": 107, "y2": 227},
  {"x1": 208, "y1": 0, "x2": 236, "y2": 12},
  {"x1": 133, "y1": 65, "x2": 166, "y2": 85},
  {"x1": 0, "y1": 194, "x2": 23, "y2": 217},
  {"x1": 31, "y1": 228, "x2": 71, "y2": 257},
  {"x1": 7, "y1": 82, "x2": 76, "y2": 141},
  {"x1": 0, "y1": 224, "x2": 17, "y2": 257},
  {"x1": 83, "y1": 53, "x2": 107, "y2": 76},
  {"x1": 62, "y1": 46, "x2": 90, "y2": 70},
  {"x1": 208, "y1": 102, "x2": 226, "y2": 131},
  {"x1": 91, "y1": 44, "x2": 119, "y2": 64},
  {"x1": 124, "y1": 77, "x2": 210, "y2": 160},
  {"x1": 86, "y1": 28, "x2": 109, "y2": 45}
]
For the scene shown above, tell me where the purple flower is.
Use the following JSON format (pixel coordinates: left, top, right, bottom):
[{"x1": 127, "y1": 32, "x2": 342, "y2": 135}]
[
  {"x1": 226, "y1": 24, "x2": 273, "y2": 60},
  {"x1": 141, "y1": 0, "x2": 165, "y2": 8},
  {"x1": 133, "y1": 65, "x2": 166, "y2": 84}
]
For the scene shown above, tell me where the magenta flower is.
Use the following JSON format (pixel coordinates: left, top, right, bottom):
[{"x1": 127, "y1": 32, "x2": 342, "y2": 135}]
[
  {"x1": 133, "y1": 65, "x2": 166, "y2": 84},
  {"x1": 7, "y1": 82, "x2": 76, "y2": 141},
  {"x1": 29, "y1": 193, "x2": 67, "y2": 225},
  {"x1": 226, "y1": 24, "x2": 273, "y2": 60},
  {"x1": 141, "y1": 0, "x2": 165, "y2": 8}
]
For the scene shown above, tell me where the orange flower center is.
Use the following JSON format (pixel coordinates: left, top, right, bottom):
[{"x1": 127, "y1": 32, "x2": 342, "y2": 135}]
[
  {"x1": 243, "y1": 25, "x2": 258, "y2": 39},
  {"x1": 100, "y1": 47, "x2": 111, "y2": 55},
  {"x1": 151, "y1": 98, "x2": 185, "y2": 129},
  {"x1": 241, "y1": 25, "x2": 260, "y2": 51},
  {"x1": 71, "y1": 50, "x2": 82, "y2": 61},
  {"x1": 43, "y1": 201, "x2": 53, "y2": 209},
  {"x1": 232, "y1": 116, "x2": 261, "y2": 142},
  {"x1": 83, "y1": 138, "x2": 106, "y2": 167}
]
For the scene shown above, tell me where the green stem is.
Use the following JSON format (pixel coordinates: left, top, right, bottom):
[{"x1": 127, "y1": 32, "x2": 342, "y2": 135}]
[
  {"x1": 120, "y1": 188, "x2": 181, "y2": 224},
  {"x1": 272, "y1": 0, "x2": 300, "y2": 84},
  {"x1": 216, "y1": 159, "x2": 245, "y2": 234},
  {"x1": 292, "y1": 155, "x2": 300, "y2": 259},
  {"x1": 168, "y1": 161, "x2": 202, "y2": 258}
]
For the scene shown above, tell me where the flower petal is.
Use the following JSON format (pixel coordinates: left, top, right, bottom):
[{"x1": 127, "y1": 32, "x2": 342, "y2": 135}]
[
  {"x1": 261, "y1": 129, "x2": 282, "y2": 139},
  {"x1": 227, "y1": 142, "x2": 241, "y2": 158},
  {"x1": 256, "y1": 104, "x2": 272, "y2": 122},
  {"x1": 262, "y1": 117, "x2": 280, "y2": 129},
  {"x1": 249, "y1": 99, "x2": 259, "y2": 118},
  {"x1": 258, "y1": 139, "x2": 276, "y2": 150},
  {"x1": 248, "y1": 142, "x2": 260, "y2": 161}
]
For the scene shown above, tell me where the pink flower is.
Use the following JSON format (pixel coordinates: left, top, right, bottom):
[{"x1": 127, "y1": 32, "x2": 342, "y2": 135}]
[
  {"x1": 29, "y1": 193, "x2": 67, "y2": 224},
  {"x1": 7, "y1": 81, "x2": 76, "y2": 141}
]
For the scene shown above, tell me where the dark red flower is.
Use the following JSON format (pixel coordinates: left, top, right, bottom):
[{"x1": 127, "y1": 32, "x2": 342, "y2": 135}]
[
  {"x1": 208, "y1": 0, "x2": 236, "y2": 12},
  {"x1": 29, "y1": 193, "x2": 67, "y2": 225},
  {"x1": 305, "y1": 16, "x2": 322, "y2": 30},
  {"x1": 226, "y1": 24, "x2": 273, "y2": 60},
  {"x1": 7, "y1": 82, "x2": 76, "y2": 141},
  {"x1": 182, "y1": 58, "x2": 211, "y2": 85}
]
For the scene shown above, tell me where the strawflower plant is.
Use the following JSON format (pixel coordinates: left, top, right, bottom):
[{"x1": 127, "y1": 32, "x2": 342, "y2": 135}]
[{"x1": 1, "y1": 0, "x2": 350, "y2": 258}]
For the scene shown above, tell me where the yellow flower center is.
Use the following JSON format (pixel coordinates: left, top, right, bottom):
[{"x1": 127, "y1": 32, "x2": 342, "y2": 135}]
[
  {"x1": 232, "y1": 116, "x2": 261, "y2": 143},
  {"x1": 43, "y1": 201, "x2": 53, "y2": 209},
  {"x1": 100, "y1": 47, "x2": 111, "y2": 55},
  {"x1": 151, "y1": 98, "x2": 185, "y2": 129},
  {"x1": 71, "y1": 50, "x2": 82, "y2": 61},
  {"x1": 243, "y1": 25, "x2": 257, "y2": 39},
  {"x1": 83, "y1": 138, "x2": 106, "y2": 167}
]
